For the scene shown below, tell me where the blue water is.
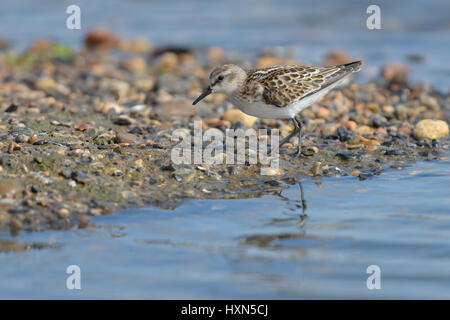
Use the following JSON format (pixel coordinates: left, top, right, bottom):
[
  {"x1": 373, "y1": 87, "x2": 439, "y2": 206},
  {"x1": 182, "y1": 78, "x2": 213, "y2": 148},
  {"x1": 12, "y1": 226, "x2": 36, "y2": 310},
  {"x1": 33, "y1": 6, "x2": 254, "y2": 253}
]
[
  {"x1": 0, "y1": 0, "x2": 449, "y2": 299},
  {"x1": 1, "y1": 157, "x2": 449, "y2": 299}
]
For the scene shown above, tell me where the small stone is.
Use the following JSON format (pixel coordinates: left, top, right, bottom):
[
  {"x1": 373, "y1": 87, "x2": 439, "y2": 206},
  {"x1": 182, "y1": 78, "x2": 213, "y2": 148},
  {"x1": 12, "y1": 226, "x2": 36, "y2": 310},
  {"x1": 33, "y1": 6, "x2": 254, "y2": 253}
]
[
  {"x1": 381, "y1": 63, "x2": 409, "y2": 84},
  {"x1": 89, "y1": 208, "x2": 103, "y2": 216},
  {"x1": 396, "y1": 105, "x2": 408, "y2": 120},
  {"x1": 114, "y1": 115, "x2": 135, "y2": 126},
  {"x1": 28, "y1": 134, "x2": 38, "y2": 144},
  {"x1": 224, "y1": 109, "x2": 257, "y2": 128},
  {"x1": 160, "y1": 164, "x2": 175, "y2": 171},
  {"x1": 264, "y1": 180, "x2": 280, "y2": 186},
  {"x1": 0, "y1": 179, "x2": 21, "y2": 196},
  {"x1": 30, "y1": 185, "x2": 41, "y2": 194},
  {"x1": 149, "y1": 119, "x2": 162, "y2": 126},
  {"x1": 384, "y1": 149, "x2": 406, "y2": 156},
  {"x1": 228, "y1": 165, "x2": 244, "y2": 175},
  {"x1": 170, "y1": 173, "x2": 183, "y2": 182},
  {"x1": 74, "y1": 123, "x2": 93, "y2": 131},
  {"x1": 14, "y1": 134, "x2": 29, "y2": 143},
  {"x1": 350, "y1": 170, "x2": 361, "y2": 177},
  {"x1": 58, "y1": 208, "x2": 70, "y2": 218},
  {"x1": 281, "y1": 142, "x2": 294, "y2": 149},
  {"x1": 349, "y1": 135, "x2": 380, "y2": 147},
  {"x1": 261, "y1": 167, "x2": 283, "y2": 176},
  {"x1": 122, "y1": 56, "x2": 147, "y2": 72},
  {"x1": 419, "y1": 94, "x2": 440, "y2": 111},
  {"x1": 335, "y1": 152, "x2": 357, "y2": 161},
  {"x1": 414, "y1": 119, "x2": 449, "y2": 140},
  {"x1": 121, "y1": 191, "x2": 136, "y2": 199},
  {"x1": 85, "y1": 29, "x2": 119, "y2": 49},
  {"x1": 101, "y1": 102, "x2": 123, "y2": 114},
  {"x1": 316, "y1": 107, "x2": 331, "y2": 118},
  {"x1": 230, "y1": 120, "x2": 247, "y2": 130},
  {"x1": 336, "y1": 126, "x2": 356, "y2": 142},
  {"x1": 115, "y1": 132, "x2": 137, "y2": 144},
  {"x1": 71, "y1": 171, "x2": 91, "y2": 184},
  {"x1": 366, "y1": 103, "x2": 380, "y2": 114},
  {"x1": 129, "y1": 126, "x2": 144, "y2": 135},
  {"x1": 5, "y1": 104, "x2": 18, "y2": 113},
  {"x1": 106, "y1": 167, "x2": 123, "y2": 176},
  {"x1": 135, "y1": 159, "x2": 143, "y2": 168},
  {"x1": 355, "y1": 125, "x2": 374, "y2": 135},
  {"x1": 371, "y1": 116, "x2": 386, "y2": 128},
  {"x1": 69, "y1": 149, "x2": 91, "y2": 158},
  {"x1": 311, "y1": 161, "x2": 322, "y2": 176},
  {"x1": 59, "y1": 168, "x2": 73, "y2": 179},
  {"x1": 8, "y1": 142, "x2": 21, "y2": 153},
  {"x1": 344, "y1": 120, "x2": 357, "y2": 131},
  {"x1": 156, "y1": 52, "x2": 178, "y2": 72}
]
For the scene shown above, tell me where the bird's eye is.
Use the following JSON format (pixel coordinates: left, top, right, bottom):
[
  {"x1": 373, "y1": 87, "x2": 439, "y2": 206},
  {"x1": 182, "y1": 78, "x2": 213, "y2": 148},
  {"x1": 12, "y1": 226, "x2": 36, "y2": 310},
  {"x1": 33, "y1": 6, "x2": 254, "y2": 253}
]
[{"x1": 218, "y1": 75, "x2": 224, "y2": 81}]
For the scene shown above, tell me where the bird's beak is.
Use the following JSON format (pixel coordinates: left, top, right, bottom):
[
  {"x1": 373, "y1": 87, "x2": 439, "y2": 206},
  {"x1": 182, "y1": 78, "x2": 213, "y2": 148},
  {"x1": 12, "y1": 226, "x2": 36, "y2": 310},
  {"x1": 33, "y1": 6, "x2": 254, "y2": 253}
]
[{"x1": 192, "y1": 86, "x2": 212, "y2": 105}]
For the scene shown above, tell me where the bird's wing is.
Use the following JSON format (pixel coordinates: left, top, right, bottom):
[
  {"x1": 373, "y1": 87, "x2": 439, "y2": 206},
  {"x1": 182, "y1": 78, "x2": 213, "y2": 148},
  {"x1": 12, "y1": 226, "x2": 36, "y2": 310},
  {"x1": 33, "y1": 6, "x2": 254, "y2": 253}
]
[{"x1": 247, "y1": 61, "x2": 362, "y2": 108}]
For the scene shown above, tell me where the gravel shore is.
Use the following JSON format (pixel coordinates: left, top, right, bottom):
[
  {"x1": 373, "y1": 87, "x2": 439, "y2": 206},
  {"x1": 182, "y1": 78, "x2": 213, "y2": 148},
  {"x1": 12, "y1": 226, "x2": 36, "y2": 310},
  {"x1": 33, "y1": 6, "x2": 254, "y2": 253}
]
[{"x1": 0, "y1": 33, "x2": 448, "y2": 234}]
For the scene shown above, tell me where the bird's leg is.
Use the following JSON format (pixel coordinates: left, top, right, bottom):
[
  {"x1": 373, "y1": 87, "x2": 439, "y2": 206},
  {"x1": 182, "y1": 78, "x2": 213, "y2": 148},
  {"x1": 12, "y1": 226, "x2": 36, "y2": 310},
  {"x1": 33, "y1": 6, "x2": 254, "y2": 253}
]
[
  {"x1": 278, "y1": 118, "x2": 299, "y2": 151},
  {"x1": 294, "y1": 117, "x2": 303, "y2": 157}
]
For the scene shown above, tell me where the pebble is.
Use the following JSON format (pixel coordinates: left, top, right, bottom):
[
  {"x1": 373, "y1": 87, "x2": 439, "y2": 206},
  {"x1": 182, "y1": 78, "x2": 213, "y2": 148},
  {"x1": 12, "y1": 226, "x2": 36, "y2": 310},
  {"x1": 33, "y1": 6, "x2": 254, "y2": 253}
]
[
  {"x1": 336, "y1": 126, "x2": 356, "y2": 142},
  {"x1": 14, "y1": 134, "x2": 28, "y2": 143},
  {"x1": 116, "y1": 132, "x2": 138, "y2": 144},
  {"x1": 5, "y1": 104, "x2": 18, "y2": 113},
  {"x1": 224, "y1": 109, "x2": 257, "y2": 128},
  {"x1": 264, "y1": 180, "x2": 280, "y2": 186},
  {"x1": 382, "y1": 63, "x2": 410, "y2": 84},
  {"x1": 355, "y1": 125, "x2": 374, "y2": 135},
  {"x1": 350, "y1": 170, "x2": 361, "y2": 177},
  {"x1": 57, "y1": 208, "x2": 70, "y2": 218},
  {"x1": 414, "y1": 119, "x2": 449, "y2": 140},
  {"x1": 0, "y1": 179, "x2": 21, "y2": 196},
  {"x1": 71, "y1": 171, "x2": 91, "y2": 184},
  {"x1": 85, "y1": 29, "x2": 119, "y2": 49},
  {"x1": 335, "y1": 152, "x2": 358, "y2": 161},
  {"x1": 156, "y1": 52, "x2": 178, "y2": 72},
  {"x1": 114, "y1": 115, "x2": 135, "y2": 126},
  {"x1": 311, "y1": 162, "x2": 322, "y2": 176},
  {"x1": 8, "y1": 142, "x2": 21, "y2": 153}
]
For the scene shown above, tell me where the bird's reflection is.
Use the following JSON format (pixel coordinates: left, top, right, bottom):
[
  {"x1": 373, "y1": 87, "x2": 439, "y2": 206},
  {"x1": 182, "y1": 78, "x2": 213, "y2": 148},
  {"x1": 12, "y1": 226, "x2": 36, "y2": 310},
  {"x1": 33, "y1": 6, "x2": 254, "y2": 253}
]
[
  {"x1": 298, "y1": 180, "x2": 307, "y2": 217},
  {"x1": 273, "y1": 180, "x2": 307, "y2": 218},
  {"x1": 242, "y1": 180, "x2": 311, "y2": 248}
]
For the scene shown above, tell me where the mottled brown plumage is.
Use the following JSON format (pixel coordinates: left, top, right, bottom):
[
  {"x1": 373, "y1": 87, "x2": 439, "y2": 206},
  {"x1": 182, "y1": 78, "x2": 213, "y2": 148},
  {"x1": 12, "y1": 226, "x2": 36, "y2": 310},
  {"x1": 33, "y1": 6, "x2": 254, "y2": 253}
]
[{"x1": 241, "y1": 61, "x2": 362, "y2": 107}]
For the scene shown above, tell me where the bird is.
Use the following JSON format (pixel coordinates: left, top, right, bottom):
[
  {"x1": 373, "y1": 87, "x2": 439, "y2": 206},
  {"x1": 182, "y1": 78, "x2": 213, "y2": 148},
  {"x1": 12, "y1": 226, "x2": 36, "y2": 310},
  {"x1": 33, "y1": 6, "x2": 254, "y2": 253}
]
[{"x1": 192, "y1": 61, "x2": 362, "y2": 156}]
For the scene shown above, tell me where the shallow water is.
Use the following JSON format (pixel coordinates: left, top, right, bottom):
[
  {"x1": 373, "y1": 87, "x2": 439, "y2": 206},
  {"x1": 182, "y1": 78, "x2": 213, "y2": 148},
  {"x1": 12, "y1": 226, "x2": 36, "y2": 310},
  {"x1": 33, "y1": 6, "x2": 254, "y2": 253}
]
[
  {"x1": 1, "y1": 156, "x2": 449, "y2": 299},
  {"x1": 0, "y1": 0, "x2": 449, "y2": 299},
  {"x1": 0, "y1": 0, "x2": 449, "y2": 91}
]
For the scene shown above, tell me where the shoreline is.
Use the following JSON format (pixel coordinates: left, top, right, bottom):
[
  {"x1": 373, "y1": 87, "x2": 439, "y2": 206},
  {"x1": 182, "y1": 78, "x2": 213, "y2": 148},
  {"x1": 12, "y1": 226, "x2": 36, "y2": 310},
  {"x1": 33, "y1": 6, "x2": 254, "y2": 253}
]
[{"x1": 0, "y1": 36, "x2": 448, "y2": 235}]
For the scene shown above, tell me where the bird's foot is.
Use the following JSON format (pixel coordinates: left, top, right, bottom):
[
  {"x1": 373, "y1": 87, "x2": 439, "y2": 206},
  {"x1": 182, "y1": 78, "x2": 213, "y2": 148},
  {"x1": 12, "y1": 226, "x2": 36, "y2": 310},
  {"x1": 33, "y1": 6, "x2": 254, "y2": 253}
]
[{"x1": 285, "y1": 145, "x2": 315, "y2": 157}]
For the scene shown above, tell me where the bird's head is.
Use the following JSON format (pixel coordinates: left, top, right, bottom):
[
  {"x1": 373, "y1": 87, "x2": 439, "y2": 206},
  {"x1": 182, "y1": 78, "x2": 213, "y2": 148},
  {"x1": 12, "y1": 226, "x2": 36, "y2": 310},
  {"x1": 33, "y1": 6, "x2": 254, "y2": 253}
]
[{"x1": 192, "y1": 64, "x2": 246, "y2": 105}]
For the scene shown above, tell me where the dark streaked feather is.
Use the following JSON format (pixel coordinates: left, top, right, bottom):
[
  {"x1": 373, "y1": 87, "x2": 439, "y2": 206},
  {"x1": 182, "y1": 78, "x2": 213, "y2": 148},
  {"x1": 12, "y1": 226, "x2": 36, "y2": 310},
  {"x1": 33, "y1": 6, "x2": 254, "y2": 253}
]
[{"x1": 244, "y1": 61, "x2": 362, "y2": 108}]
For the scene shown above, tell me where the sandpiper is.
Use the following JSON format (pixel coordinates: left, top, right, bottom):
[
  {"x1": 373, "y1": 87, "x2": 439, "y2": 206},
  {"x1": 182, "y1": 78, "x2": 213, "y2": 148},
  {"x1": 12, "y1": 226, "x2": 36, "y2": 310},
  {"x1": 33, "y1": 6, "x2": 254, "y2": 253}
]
[{"x1": 193, "y1": 61, "x2": 362, "y2": 156}]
